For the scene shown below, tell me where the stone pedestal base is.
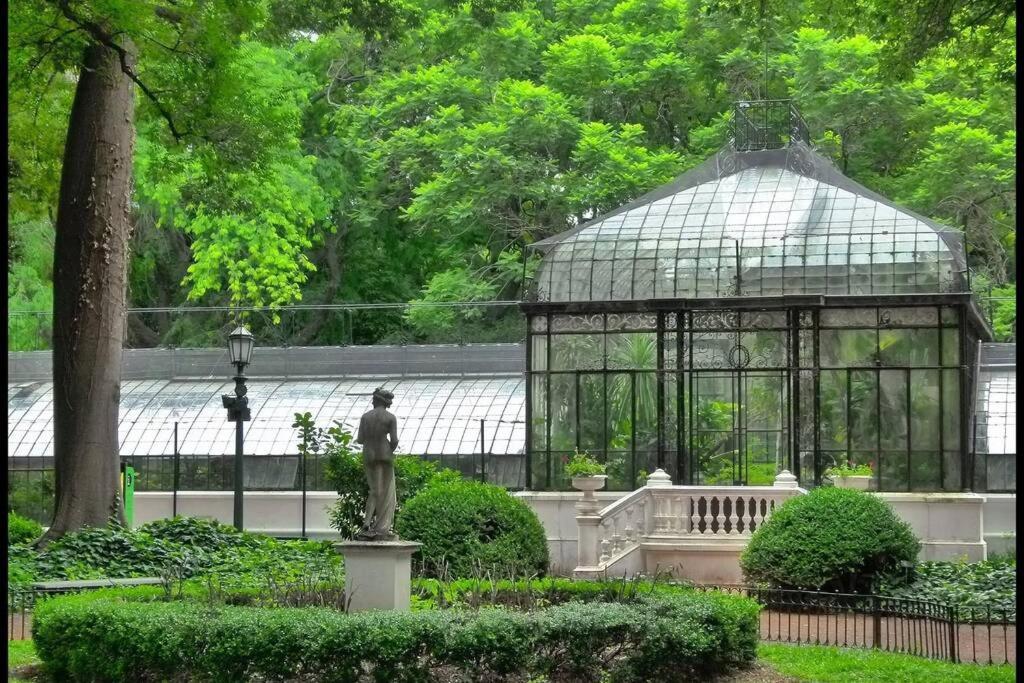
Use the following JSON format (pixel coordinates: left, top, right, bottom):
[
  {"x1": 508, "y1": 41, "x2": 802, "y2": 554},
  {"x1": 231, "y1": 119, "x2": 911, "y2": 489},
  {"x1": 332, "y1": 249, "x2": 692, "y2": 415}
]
[{"x1": 335, "y1": 540, "x2": 421, "y2": 612}]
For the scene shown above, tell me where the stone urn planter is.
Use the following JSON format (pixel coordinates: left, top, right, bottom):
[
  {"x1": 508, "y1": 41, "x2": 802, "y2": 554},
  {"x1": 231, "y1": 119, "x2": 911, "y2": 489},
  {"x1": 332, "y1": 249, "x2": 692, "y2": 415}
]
[
  {"x1": 833, "y1": 475, "x2": 873, "y2": 491},
  {"x1": 571, "y1": 475, "x2": 608, "y2": 512}
]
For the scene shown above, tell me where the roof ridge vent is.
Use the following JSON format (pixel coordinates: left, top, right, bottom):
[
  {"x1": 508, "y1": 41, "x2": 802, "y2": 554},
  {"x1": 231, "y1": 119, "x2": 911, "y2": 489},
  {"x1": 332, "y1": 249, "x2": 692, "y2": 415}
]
[{"x1": 730, "y1": 100, "x2": 810, "y2": 152}]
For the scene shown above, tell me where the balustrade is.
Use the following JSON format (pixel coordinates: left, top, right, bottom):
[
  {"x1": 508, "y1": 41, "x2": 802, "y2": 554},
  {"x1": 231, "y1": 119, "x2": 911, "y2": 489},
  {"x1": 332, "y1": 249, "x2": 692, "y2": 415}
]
[{"x1": 576, "y1": 469, "x2": 805, "y2": 575}]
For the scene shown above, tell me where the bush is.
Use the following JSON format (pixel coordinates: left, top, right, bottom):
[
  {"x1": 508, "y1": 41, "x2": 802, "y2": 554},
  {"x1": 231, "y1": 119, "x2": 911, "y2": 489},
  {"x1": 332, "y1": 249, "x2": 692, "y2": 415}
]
[
  {"x1": 396, "y1": 478, "x2": 549, "y2": 578},
  {"x1": 33, "y1": 586, "x2": 760, "y2": 682},
  {"x1": 8, "y1": 511, "x2": 42, "y2": 545},
  {"x1": 741, "y1": 487, "x2": 919, "y2": 593}
]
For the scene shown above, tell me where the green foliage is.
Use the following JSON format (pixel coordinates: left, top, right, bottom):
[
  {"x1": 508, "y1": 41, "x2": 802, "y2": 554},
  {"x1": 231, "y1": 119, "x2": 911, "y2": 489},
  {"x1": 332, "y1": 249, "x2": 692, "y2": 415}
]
[
  {"x1": 6, "y1": 0, "x2": 1017, "y2": 346},
  {"x1": 32, "y1": 586, "x2": 759, "y2": 682},
  {"x1": 878, "y1": 556, "x2": 1016, "y2": 614},
  {"x1": 825, "y1": 462, "x2": 874, "y2": 477},
  {"x1": 758, "y1": 642, "x2": 1016, "y2": 683},
  {"x1": 7, "y1": 511, "x2": 42, "y2": 545},
  {"x1": 7, "y1": 518, "x2": 338, "y2": 590},
  {"x1": 396, "y1": 478, "x2": 549, "y2": 578},
  {"x1": 565, "y1": 449, "x2": 607, "y2": 477},
  {"x1": 741, "y1": 487, "x2": 920, "y2": 593},
  {"x1": 294, "y1": 412, "x2": 463, "y2": 538}
]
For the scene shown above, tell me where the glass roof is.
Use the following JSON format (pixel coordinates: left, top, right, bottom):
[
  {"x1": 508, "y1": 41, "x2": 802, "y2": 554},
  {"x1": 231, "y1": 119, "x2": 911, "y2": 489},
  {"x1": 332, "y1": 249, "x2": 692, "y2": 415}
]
[
  {"x1": 530, "y1": 143, "x2": 966, "y2": 302},
  {"x1": 7, "y1": 377, "x2": 525, "y2": 458},
  {"x1": 974, "y1": 344, "x2": 1016, "y2": 457}
]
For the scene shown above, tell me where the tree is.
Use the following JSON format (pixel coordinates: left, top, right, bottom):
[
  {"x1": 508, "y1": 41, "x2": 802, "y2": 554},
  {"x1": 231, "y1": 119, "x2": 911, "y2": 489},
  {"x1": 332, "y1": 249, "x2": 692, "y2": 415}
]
[
  {"x1": 46, "y1": 37, "x2": 136, "y2": 537},
  {"x1": 10, "y1": 0, "x2": 274, "y2": 539}
]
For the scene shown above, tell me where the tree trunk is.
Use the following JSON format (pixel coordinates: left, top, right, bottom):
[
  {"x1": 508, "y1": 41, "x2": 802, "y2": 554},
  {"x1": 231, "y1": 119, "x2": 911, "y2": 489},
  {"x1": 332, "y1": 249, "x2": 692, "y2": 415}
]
[{"x1": 44, "y1": 40, "x2": 135, "y2": 541}]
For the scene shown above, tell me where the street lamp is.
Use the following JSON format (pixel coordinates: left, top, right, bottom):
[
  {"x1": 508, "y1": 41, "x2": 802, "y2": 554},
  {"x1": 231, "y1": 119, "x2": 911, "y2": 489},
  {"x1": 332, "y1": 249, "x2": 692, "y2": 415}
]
[{"x1": 222, "y1": 326, "x2": 254, "y2": 530}]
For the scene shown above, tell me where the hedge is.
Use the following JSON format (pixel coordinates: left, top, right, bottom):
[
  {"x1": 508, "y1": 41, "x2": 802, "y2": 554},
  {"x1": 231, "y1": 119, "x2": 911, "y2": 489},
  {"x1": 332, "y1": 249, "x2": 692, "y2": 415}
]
[{"x1": 33, "y1": 586, "x2": 760, "y2": 682}]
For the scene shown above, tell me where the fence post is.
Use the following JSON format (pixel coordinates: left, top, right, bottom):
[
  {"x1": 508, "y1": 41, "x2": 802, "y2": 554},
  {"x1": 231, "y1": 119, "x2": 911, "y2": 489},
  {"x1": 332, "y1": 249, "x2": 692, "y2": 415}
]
[
  {"x1": 479, "y1": 419, "x2": 486, "y2": 483},
  {"x1": 871, "y1": 595, "x2": 881, "y2": 650},
  {"x1": 300, "y1": 449, "x2": 307, "y2": 539},
  {"x1": 172, "y1": 422, "x2": 180, "y2": 517},
  {"x1": 948, "y1": 605, "x2": 958, "y2": 663}
]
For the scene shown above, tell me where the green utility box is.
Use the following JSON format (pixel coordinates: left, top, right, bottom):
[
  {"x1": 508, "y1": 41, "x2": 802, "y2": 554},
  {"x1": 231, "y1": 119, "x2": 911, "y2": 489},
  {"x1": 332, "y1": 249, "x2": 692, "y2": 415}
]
[{"x1": 120, "y1": 463, "x2": 136, "y2": 527}]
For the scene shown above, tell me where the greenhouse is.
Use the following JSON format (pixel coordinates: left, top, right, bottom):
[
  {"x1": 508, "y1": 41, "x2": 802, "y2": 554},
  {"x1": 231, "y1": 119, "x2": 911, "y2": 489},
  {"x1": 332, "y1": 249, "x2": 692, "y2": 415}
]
[
  {"x1": 5, "y1": 102, "x2": 1014, "y2": 513},
  {"x1": 522, "y1": 101, "x2": 995, "y2": 492}
]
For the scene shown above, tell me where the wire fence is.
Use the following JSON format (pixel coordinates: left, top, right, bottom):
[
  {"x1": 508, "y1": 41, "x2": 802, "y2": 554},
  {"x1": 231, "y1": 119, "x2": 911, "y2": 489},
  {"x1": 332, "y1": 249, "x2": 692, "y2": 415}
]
[{"x1": 6, "y1": 294, "x2": 1013, "y2": 352}]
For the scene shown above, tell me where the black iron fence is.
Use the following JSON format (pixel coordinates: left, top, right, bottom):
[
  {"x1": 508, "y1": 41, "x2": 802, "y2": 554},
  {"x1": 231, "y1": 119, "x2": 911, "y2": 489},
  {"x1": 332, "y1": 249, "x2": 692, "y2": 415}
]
[{"x1": 696, "y1": 585, "x2": 1015, "y2": 665}]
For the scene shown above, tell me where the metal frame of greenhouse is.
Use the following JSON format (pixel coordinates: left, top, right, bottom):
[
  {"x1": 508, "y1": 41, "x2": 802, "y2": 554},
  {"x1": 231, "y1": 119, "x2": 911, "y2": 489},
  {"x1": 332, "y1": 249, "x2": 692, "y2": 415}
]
[{"x1": 521, "y1": 100, "x2": 995, "y2": 492}]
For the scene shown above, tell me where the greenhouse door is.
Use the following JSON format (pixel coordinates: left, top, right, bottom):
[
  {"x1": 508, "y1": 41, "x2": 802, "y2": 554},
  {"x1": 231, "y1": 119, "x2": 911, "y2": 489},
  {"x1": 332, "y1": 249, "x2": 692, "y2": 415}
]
[{"x1": 682, "y1": 369, "x2": 790, "y2": 486}]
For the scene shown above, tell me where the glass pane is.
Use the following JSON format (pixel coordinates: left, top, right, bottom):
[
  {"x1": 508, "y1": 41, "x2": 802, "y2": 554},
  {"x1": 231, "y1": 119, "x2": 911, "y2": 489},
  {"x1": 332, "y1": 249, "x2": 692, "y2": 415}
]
[
  {"x1": 550, "y1": 334, "x2": 602, "y2": 371},
  {"x1": 910, "y1": 452, "x2": 941, "y2": 491},
  {"x1": 819, "y1": 329, "x2": 877, "y2": 367},
  {"x1": 942, "y1": 369, "x2": 960, "y2": 450},
  {"x1": 879, "y1": 329, "x2": 939, "y2": 367},
  {"x1": 879, "y1": 370, "x2": 908, "y2": 451},
  {"x1": 910, "y1": 370, "x2": 941, "y2": 451},
  {"x1": 818, "y1": 370, "x2": 847, "y2": 452},
  {"x1": 606, "y1": 333, "x2": 657, "y2": 370},
  {"x1": 531, "y1": 335, "x2": 548, "y2": 371},
  {"x1": 692, "y1": 372, "x2": 737, "y2": 485},
  {"x1": 530, "y1": 375, "x2": 547, "y2": 450},
  {"x1": 941, "y1": 328, "x2": 959, "y2": 366},
  {"x1": 579, "y1": 374, "x2": 605, "y2": 451}
]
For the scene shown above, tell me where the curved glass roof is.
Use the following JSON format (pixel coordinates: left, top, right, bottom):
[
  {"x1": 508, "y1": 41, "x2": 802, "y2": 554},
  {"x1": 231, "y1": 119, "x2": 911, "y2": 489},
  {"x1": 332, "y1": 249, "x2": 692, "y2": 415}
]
[
  {"x1": 8, "y1": 377, "x2": 525, "y2": 458},
  {"x1": 530, "y1": 143, "x2": 966, "y2": 302}
]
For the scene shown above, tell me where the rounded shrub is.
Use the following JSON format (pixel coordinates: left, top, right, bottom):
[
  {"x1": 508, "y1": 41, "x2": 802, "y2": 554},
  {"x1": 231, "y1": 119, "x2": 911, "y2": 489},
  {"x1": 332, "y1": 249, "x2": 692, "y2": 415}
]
[
  {"x1": 740, "y1": 487, "x2": 919, "y2": 593},
  {"x1": 395, "y1": 479, "x2": 549, "y2": 578},
  {"x1": 8, "y1": 511, "x2": 43, "y2": 545}
]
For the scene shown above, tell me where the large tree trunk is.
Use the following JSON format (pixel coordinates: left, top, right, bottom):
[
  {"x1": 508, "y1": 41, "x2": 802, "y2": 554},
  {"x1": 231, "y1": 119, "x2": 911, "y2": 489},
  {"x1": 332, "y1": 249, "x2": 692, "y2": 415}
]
[{"x1": 44, "y1": 40, "x2": 135, "y2": 541}]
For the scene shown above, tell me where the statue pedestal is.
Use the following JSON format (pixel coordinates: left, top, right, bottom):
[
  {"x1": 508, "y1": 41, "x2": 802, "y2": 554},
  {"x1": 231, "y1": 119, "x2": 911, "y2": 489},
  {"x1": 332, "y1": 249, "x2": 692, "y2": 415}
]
[{"x1": 334, "y1": 540, "x2": 421, "y2": 612}]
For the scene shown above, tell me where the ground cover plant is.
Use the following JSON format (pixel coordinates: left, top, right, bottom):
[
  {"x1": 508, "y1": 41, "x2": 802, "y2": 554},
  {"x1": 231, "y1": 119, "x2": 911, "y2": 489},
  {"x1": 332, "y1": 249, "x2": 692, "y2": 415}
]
[
  {"x1": 879, "y1": 554, "x2": 1017, "y2": 616},
  {"x1": 31, "y1": 580, "x2": 760, "y2": 682},
  {"x1": 741, "y1": 487, "x2": 920, "y2": 593},
  {"x1": 6, "y1": 516, "x2": 339, "y2": 591}
]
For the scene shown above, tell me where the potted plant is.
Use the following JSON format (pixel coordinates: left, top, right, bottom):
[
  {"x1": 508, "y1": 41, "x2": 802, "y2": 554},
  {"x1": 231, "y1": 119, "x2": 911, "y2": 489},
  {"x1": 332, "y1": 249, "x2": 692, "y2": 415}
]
[
  {"x1": 567, "y1": 449, "x2": 607, "y2": 495},
  {"x1": 825, "y1": 462, "x2": 874, "y2": 490}
]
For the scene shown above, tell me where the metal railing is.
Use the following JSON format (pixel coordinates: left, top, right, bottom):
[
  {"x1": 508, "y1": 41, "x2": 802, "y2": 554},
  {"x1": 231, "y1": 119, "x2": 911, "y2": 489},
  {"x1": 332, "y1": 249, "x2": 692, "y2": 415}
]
[
  {"x1": 696, "y1": 585, "x2": 1015, "y2": 665},
  {"x1": 731, "y1": 100, "x2": 810, "y2": 151}
]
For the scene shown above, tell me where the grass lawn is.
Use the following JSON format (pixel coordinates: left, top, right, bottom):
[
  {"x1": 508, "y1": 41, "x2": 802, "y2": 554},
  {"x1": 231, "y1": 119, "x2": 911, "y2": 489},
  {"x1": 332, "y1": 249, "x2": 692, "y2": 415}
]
[
  {"x1": 7, "y1": 640, "x2": 41, "y2": 682},
  {"x1": 758, "y1": 643, "x2": 1016, "y2": 682}
]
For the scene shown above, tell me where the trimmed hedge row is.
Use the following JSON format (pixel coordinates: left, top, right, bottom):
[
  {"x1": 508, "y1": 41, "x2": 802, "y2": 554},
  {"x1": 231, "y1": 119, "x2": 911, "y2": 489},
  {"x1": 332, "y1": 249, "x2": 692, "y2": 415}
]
[{"x1": 33, "y1": 586, "x2": 760, "y2": 682}]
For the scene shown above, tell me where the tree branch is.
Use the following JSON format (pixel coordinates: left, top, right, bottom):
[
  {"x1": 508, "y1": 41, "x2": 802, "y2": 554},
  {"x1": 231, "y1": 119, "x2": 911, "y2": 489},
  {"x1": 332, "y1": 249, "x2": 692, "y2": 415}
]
[{"x1": 55, "y1": 0, "x2": 189, "y2": 142}]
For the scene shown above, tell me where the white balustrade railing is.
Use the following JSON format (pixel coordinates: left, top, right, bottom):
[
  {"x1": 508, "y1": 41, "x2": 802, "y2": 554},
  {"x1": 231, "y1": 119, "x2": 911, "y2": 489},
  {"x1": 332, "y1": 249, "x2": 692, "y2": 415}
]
[{"x1": 576, "y1": 469, "x2": 805, "y2": 574}]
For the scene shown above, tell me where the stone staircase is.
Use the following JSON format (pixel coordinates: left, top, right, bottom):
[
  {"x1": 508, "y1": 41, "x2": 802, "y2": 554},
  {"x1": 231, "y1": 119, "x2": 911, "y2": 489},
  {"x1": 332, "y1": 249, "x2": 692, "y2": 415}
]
[{"x1": 573, "y1": 469, "x2": 805, "y2": 583}]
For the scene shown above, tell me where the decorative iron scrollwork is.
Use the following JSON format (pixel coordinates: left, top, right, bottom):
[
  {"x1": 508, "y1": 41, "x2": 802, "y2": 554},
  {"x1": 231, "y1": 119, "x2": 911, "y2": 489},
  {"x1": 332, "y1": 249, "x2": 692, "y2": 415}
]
[
  {"x1": 729, "y1": 344, "x2": 751, "y2": 368},
  {"x1": 551, "y1": 314, "x2": 604, "y2": 333},
  {"x1": 693, "y1": 310, "x2": 739, "y2": 330}
]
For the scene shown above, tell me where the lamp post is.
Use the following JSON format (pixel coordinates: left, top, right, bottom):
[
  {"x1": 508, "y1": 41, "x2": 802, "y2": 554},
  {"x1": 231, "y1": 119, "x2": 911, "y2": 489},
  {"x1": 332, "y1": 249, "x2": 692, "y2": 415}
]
[{"x1": 222, "y1": 326, "x2": 254, "y2": 530}]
